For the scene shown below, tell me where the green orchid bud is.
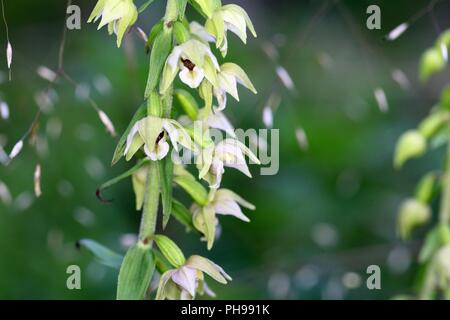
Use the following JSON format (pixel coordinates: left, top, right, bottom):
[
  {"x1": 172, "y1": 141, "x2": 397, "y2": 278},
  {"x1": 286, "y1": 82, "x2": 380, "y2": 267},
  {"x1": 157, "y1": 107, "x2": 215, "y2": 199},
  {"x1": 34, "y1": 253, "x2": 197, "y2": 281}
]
[
  {"x1": 174, "y1": 89, "x2": 199, "y2": 120},
  {"x1": 397, "y1": 198, "x2": 431, "y2": 240},
  {"x1": 420, "y1": 48, "x2": 446, "y2": 82},
  {"x1": 419, "y1": 111, "x2": 449, "y2": 138},
  {"x1": 153, "y1": 234, "x2": 186, "y2": 268},
  {"x1": 394, "y1": 130, "x2": 427, "y2": 169},
  {"x1": 88, "y1": 0, "x2": 138, "y2": 47},
  {"x1": 415, "y1": 172, "x2": 438, "y2": 204},
  {"x1": 173, "y1": 21, "x2": 191, "y2": 44}
]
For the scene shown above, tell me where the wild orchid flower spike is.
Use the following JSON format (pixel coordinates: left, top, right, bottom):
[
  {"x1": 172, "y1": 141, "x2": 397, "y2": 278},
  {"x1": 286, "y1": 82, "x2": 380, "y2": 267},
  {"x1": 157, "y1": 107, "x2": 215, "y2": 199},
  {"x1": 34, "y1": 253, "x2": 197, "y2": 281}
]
[
  {"x1": 197, "y1": 138, "x2": 260, "y2": 188},
  {"x1": 124, "y1": 116, "x2": 196, "y2": 161},
  {"x1": 160, "y1": 39, "x2": 220, "y2": 93},
  {"x1": 156, "y1": 255, "x2": 231, "y2": 300},
  {"x1": 191, "y1": 189, "x2": 255, "y2": 249},
  {"x1": 88, "y1": 0, "x2": 138, "y2": 47},
  {"x1": 205, "y1": 4, "x2": 257, "y2": 57},
  {"x1": 214, "y1": 63, "x2": 257, "y2": 111},
  {"x1": 86, "y1": 0, "x2": 259, "y2": 301}
]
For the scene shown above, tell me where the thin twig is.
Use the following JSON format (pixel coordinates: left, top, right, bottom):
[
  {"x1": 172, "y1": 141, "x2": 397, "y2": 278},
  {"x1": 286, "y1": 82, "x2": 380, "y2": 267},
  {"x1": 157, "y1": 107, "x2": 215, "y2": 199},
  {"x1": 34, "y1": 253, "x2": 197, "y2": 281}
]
[{"x1": 1, "y1": 0, "x2": 11, "y2": 80}]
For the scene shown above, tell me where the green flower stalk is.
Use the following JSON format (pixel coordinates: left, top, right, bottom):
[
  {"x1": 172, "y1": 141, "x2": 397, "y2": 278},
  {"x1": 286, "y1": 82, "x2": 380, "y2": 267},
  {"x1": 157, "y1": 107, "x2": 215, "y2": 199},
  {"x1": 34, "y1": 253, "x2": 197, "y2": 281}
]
[{"x1": 87, "y1": 0, "x2": 259, "y2": 300}]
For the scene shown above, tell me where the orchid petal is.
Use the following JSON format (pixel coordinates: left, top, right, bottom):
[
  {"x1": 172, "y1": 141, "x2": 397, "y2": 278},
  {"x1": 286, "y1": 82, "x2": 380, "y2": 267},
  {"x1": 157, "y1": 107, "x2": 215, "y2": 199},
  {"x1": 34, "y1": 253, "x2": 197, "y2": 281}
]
[
  {"x1": 179, "y1": 66, "x2": 205, "y2": 89},
  {"x1": 156, "y1": 270, "x2": 176, "y2": 300},
  {"x1": 172, "y1": 266, "x2": 197, "y2": 297}
]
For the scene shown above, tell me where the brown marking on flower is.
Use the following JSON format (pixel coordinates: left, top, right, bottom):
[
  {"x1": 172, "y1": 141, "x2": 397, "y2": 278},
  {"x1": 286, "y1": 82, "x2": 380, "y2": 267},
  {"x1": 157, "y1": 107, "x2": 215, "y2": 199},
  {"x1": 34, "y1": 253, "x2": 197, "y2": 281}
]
[
  {"x1": 156, "y1": 131, "x2": 165, "y2": 144},
  {"x1": 181, "y1": 58, "x2": 195, "y2": 71}
]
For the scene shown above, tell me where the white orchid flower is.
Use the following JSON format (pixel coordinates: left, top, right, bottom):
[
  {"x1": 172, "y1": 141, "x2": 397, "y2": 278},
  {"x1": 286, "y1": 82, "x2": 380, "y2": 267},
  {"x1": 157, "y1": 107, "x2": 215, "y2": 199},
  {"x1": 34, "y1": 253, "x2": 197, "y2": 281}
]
[
  {"x1": 210, "y1": 189, "x2": 255, "y2": 222},
  {"x1": 191, "y1": 189, "x2": 255, "y2": 249},
  {"x1": 197, "y1": 138, "x2": 260, "y2": 189},
  {"x1": 88, "y1": 0, "x2": 138, "y2": 47},
  {"x1": 124, "y1": 116, "x2": 196, "y2": 161},
  {"x1": 160, "y1": 39, "x2": 220, "y2": 94},
  {"x1": 214, "y1": 63, "x2": 257, "y2": 111},
  {"x1": 156, "y1": 255, "x2": 231, "y2": 300},
  {"x1": 205, "y1": 4, "x2": 257, "y2": 57}
]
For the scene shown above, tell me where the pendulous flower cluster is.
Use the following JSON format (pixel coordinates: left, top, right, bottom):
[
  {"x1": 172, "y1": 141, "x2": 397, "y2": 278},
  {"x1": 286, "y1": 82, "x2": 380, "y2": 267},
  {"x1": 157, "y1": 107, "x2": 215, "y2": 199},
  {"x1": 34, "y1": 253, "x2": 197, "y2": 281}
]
[{"x1": 88, "y1": 0, "x2": 259, "y2": 300}]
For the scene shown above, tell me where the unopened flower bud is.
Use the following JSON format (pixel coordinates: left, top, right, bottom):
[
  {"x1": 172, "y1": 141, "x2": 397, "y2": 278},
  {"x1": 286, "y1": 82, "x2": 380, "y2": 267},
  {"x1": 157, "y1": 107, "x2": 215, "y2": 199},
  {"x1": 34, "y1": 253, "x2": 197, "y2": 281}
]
[
  {"x1": 394, "y1": 130, "x2": 426, "y2": 169},
  {"x1": 153, "y1": 234, "x2": 186, "y2": 268},
  {"x1": 397, "y1": 198, "x2": 431, "y2": 240}
]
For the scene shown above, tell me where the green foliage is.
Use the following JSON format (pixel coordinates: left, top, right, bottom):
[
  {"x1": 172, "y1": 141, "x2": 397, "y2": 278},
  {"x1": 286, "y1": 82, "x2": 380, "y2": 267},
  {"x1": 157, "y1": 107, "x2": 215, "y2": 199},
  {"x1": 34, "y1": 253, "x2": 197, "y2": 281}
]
[
  {"x1": 117, "y1": 243, "x2": 155, "y2": 300},
  {"x1": 77, "y1": 239, "x2": 123, "y2": 269}
]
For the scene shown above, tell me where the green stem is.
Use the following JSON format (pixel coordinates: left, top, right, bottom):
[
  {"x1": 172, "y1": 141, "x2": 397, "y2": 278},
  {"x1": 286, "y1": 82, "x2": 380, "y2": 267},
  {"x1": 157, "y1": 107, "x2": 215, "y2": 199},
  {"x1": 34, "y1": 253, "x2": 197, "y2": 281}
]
[
  {"x1": 139, "y1": 161, "x2": 160, "y2": 242},
  {"x1": 164, "y1": 0, "x2": 178, "y2": 23},
  {"x1": 439, "y1": 138, "x2": 450, "y2": 225},
  {"x1": 162, "y1": 86, "x2": 174, "y2": 118}
]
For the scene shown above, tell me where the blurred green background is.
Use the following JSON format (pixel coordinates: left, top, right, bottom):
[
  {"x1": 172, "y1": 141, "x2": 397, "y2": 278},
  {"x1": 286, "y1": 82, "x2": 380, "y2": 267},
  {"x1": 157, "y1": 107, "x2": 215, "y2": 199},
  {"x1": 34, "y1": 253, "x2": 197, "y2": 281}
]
[{"x1": 0, "y1": 0, "x2": 449, "y2": 299}]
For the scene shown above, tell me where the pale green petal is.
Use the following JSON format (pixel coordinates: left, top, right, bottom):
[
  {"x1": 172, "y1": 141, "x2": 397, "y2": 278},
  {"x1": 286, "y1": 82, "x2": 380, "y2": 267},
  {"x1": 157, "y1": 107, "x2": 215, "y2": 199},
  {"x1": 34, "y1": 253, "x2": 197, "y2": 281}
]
[
  {"x1": 220, "y1": 8, "x2": 247, "y2": 43},
  {"x1": 215, "y1": 189, "x2": 255, "y2": 210},
  {"x1": 115, "y1": 3, "x2": 138, "y2": 47},
  {"x1": 203, "y1": 56, "x2": 219, "y2": 88},
  {"x1": 124, "y1": 126, "x2": 144, "y2": 161},
  {"x1": 98, "y1": 0, "x2": 126, "y2": 29},
  {"x1": 88, "y1": 0, "x2": 108, "y2": 23},
  {"x1": 198, "y1": 144, "x2": 215, "y2": 179},
  {"x1": 156, "y1": 270, "x2": 176, "y2": 300},
  {"x1": 211, "y1": 13, "x2": 225, "y2": 49},
  {"x1": 137, "y1": 116, "x2": 164, "y2": 153},
  {"x1": 186, "y1": 255, "x2": 232, "y2": 283},
  {"x1": 218, "y1": 72, "x2": 239, "y2": 101},
  {"x1": 222, "y1": 4, "x2": 257, "y2": 38},
  {"x1": 160, "y1": 48, "x2": 182, "y2": 94},
  {"x1": 191, "y1": 0, "x2": 216, "y2": 18},
  {"x1": 221, "y1": 63, "x2": 257, "y2": 94},
  {"x1": 394, "y1": 130, "x2": 427, "y2": 169}
]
